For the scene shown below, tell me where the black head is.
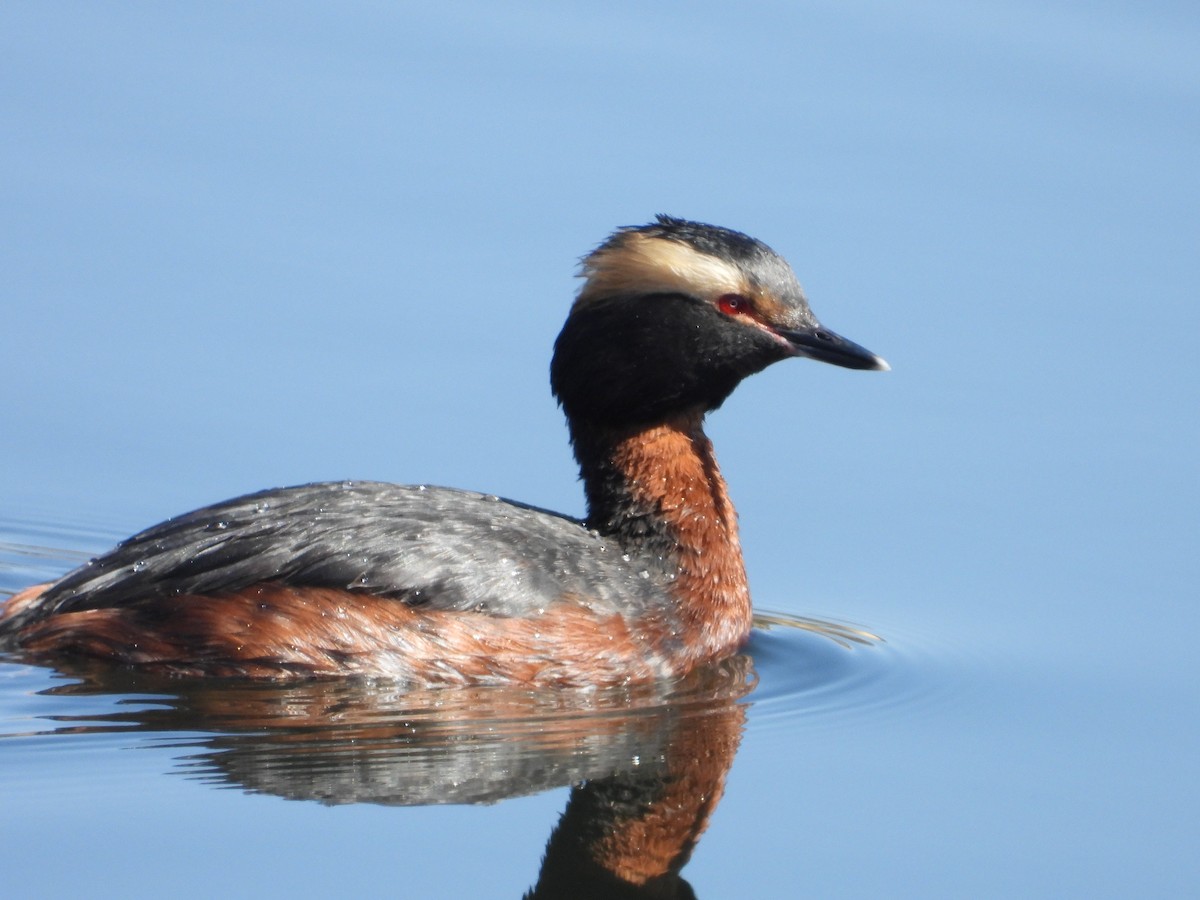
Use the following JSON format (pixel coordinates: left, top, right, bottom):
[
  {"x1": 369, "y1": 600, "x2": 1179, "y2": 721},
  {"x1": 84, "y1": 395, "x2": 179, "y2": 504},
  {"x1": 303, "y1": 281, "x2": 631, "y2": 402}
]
[{"x1": 550, "y1": 216, "x2": 887, "y2": 428}]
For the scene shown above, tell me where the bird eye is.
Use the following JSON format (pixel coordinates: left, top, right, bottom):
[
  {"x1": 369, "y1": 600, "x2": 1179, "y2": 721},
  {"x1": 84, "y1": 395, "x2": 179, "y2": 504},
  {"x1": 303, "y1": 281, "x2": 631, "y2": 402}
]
[{"x1": 717, "y1": 294, "x2": 749, "y2": 316}]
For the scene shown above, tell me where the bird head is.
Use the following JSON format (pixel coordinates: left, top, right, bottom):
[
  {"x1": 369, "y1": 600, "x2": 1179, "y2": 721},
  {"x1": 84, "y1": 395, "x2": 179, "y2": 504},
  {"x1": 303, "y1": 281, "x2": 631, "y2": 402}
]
[{"x1": 551, "y1": 216, "x2": 888, "y2": 428}]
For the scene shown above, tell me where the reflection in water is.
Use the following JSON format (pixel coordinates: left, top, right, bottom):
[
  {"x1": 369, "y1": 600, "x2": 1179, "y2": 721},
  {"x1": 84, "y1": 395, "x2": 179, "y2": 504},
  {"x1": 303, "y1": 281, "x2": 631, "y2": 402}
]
[
  {"x1": 16, "y1": 655, "x2": 755, "y2": 896},
  {"x1": 525, "y1": 692, "x2": 743, "y2": 900},
  {"x1": 1, "y1": 522, "x2": 905, "y2": 895},
  {"x1": 3, "y1": 519, "x2": 890, "y2": 895}
]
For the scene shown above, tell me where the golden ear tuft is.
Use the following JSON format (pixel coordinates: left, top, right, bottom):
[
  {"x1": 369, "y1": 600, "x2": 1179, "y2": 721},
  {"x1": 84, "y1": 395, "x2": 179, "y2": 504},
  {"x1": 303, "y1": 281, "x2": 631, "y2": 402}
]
[{"x1": 576, "y1": 233, "x2": 751, "y2": 309}]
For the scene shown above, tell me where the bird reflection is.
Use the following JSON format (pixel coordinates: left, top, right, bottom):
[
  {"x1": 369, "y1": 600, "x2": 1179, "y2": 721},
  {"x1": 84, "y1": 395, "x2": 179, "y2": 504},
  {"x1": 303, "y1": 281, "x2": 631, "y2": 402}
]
[{"x1": 28, "y1": 655, "x2": 754, "y2": 896}]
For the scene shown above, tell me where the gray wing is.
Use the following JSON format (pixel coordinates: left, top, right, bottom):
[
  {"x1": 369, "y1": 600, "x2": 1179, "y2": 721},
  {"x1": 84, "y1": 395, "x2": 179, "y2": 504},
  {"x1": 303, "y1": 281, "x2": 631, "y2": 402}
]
[{"x1": 34, "y1": 481, "x2": 670, "y2": 620}]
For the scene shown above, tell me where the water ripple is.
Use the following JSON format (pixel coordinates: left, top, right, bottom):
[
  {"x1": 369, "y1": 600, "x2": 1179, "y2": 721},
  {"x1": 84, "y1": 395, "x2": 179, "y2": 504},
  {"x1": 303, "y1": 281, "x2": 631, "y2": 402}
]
[
  {"x1": 0, "y1": 514, "x2": 951, "y2": 751},
  {"x1": 747, "y1": 608, "x2": 960, "y2": 732}
]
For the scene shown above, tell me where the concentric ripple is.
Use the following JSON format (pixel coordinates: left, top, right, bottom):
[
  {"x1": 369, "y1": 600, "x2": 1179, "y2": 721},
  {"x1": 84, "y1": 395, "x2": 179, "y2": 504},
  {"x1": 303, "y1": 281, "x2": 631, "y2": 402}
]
[{"x1": 747, "y1": 605, "x2": 963, "y2": 733}]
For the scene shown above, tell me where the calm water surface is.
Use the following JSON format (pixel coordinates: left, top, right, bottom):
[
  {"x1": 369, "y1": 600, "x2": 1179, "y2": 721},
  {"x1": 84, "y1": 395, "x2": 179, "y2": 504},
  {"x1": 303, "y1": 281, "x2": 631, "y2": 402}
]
[
  {"x1": 3, "y1": 3, "x2": 1197, "y2": 896},
  {"x1": 3, "y1": 506, "x2": 1195, "y2": 897},
  {"x1": 0, "y1": 512, "x2": 942, "y2": 898}
]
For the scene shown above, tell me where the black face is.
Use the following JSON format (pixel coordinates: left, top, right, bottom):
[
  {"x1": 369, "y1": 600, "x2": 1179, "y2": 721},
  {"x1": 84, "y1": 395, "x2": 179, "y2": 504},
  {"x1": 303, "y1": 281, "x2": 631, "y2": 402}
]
[{"x1": 550, "y1": 292, "x2": 792, "y2": 428}]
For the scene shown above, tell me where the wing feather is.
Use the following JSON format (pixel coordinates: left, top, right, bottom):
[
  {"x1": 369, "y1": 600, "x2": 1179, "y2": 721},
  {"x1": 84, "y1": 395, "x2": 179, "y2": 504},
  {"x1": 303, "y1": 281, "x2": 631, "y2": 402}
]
[{"x1": 33, "y1": 482, "x2": 670, "y2": 620}]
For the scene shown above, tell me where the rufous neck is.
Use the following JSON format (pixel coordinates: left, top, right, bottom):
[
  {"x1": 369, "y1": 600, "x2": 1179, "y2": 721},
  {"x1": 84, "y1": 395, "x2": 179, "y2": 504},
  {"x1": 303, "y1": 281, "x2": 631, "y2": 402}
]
[{"x1": 571, "y1": 413, "x2": 752, "y2": 645}]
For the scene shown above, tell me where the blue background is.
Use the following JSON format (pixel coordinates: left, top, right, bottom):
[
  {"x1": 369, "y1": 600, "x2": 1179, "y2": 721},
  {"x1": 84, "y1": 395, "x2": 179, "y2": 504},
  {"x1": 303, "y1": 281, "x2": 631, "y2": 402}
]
[{"x1": 2, "y1": 2, "x2": 1197, "y2": 896}]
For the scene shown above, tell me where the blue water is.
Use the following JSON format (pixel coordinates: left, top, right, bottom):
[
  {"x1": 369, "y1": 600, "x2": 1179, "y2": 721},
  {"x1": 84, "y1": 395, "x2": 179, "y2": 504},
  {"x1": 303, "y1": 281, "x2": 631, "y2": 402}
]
[
  {"x1": 3, "y1": 3, "x2": 1197, "y2": 896},
  {"x1": 0, "y1": 516, "x2": 921, "y2": 897},
  {"x1": 5, "y1": 502, "x2": 1192, "y2": 897}
]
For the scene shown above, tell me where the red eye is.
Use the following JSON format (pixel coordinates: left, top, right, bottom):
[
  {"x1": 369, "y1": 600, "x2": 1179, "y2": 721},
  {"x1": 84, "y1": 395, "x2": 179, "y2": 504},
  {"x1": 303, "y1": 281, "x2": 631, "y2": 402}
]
[{"x1": 718, "y1": 294, "x2": 749, "y2": 316}]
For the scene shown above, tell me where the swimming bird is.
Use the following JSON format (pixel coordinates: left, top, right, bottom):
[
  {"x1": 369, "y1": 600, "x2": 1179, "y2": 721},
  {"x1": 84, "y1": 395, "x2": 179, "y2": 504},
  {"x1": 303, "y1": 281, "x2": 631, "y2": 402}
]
[{"x1": 0, "y1": 216, "x2": 887, "y2": 684}]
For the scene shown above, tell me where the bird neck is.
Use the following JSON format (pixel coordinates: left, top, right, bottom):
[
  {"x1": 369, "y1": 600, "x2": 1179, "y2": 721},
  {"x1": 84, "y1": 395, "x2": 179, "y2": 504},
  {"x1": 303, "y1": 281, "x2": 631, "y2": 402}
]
[{"x1": 571, "y1": 412, "x2": 752, "y2": 646}]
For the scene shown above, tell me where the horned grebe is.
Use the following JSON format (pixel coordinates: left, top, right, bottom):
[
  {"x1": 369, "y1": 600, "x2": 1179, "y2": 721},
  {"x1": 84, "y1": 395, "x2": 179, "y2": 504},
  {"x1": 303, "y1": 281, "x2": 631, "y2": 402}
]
[{"x1": 0, "y1": 216, "x2": 887, "y2": 684}]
